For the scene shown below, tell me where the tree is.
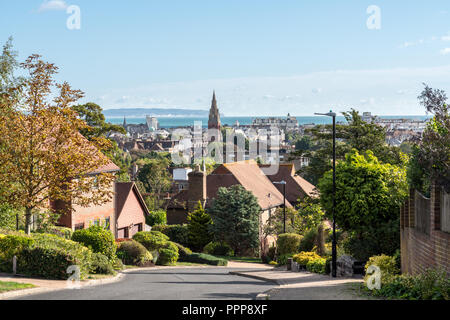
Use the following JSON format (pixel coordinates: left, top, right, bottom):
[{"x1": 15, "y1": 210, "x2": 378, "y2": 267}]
[
  {"x1": 300, "y1": 109, "x2": 406, "y2": 185},
  {"x1": 145, "y1": 209, "x2": 167, "y2": 227},
  {"x1": 0, "y1": 37, "x2": 24, "y2": 99},
  {"x1": 317, "y1": 150, "x2": 408, "y2": 260},
  {"x1": 187, "y1": 201, "x2": 213, "y2": 251},
  {"x1": 0, "y1": 55, "x2": 115, "y2": 234},
  {"x1": 209, "y1": 185, "x2": 261, "y2": 255},
  {"x1": 415, "y1": 84, "x2": 450, "y2": 191},
  {"x1": 137, "y1": 158, "x2": 172, "y2": 210},
  {"x1": 71, "y1": 102, "x2": 125, "y2": 140}
]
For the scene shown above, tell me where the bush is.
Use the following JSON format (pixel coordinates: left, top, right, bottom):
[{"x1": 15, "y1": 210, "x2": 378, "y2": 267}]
[
  {"x1": 276, "y1": 254, "x2": 293, "y2": 266},
  {"x1": 19, "y1": 233, "x2": 93, "y2": 280},
  {"x1": 0, "y1": 234, "x2": 34, "y2": 262},
  {"x1": 262, "y1": 245, "x2": 276, "y2": 264},
  {"x1": 203, "y1": 241, "x2": 234, "y2": 256},
  {"x1": 298, "y1": 228, "x2": 317, "y2": 253},
  {"x1": 116, "y1": 240, "x2": 153, "y2": 266},
  {"x1": 72, "y1": 226, "x2": 117, "y2": 261},
  {"x1": 367, "y1": 269, "x2": 450, "y2": 300},
  {"x1": 112, "y1": 257, "x2": 124, "y2": 271},
  {"x1": 36, "y1": 226, "x2": 73, "y2": 240},
  {"x1": 152, "y1": 224, "x2": 189, "y2": 247},
  {"x1": 146, "y1": 210, "x2": 167, "y2": 227},
  {"x1": 269, "y1": 261, "x2": 277, "y2": 266},
  {"x1": 91, "y1": 253, "x2": 115, "y2": 275},
  {"x1": 293, "y1": 251, "x2": 321, "y2": 266},
  {"x1": 157, "y1": 248, "x2": 179, "y2": 266},
  {"x1": 174, "y1": 243, "x2": 192, "y2": 261},
  {"x1": 182, "y1": 253, "x2": 228, "y2": 266},
  {"x1": 306, "y1": 257, "x2": 327, "y2": 274},
  {"x1": 277, "y1": 233, "x2": 303, "y2": 256},
  {"x1": 132, "y1": 231, "x2": 169, "y2": 252},
  {"x1": 364, "y1": 254, "x2": 400, "y2": 285}
]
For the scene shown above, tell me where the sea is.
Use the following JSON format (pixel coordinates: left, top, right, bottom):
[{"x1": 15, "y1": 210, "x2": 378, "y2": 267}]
[{"x1": 107, "y1": 115, "x2": 431, "y2": 129}]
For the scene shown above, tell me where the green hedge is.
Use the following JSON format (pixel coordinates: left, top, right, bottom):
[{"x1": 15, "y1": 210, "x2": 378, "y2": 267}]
[
  {"x1": 116, "y1": 240, "x2": 153, "y2": 266},
  {"x1": 152, "y1": 224, "x2": 189, "y2": 247},
  {"x1": 146, "y1": 210, "x2": 167, "y2": 227},
  {"x1": 182, "y1": 253, "x2": 228, "y2": 266},
  {"x1": 203, "y1": 241, "x2": 234, "y2": 256},
  {"x1": 133, "y1": 231, "x2": 169, "y2": 252},
  {"x1": 277, "y1": 233, "x2": 303, "y2": 256},
  {"x1": 173, "y1": 243, "x2": 192, "y2": 261},
  {"x1": 72, "y1": 226, "x2": 117, "y2": 261},
  {"x1": 36, "y1": 226, "x2": 73, "y2": 240},
  {"x1": 364, "y1": 254, "x2": 400, "y2": 286},
  {"x1": 155, "y1": 241, "x2": 179, "y2": 266},
  {"x1": 90, "y1": 253, "x2": 115, "y2": 275}
]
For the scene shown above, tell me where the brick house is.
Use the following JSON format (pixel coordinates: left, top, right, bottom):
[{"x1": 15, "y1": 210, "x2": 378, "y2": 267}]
[
  {"x1": 167, "y1": 160, "x2": 296, "y2": 253},
  {"x1": 400, "y1": 185, "x2": 450, "y2": 275},
  {"x1": 55, "y1": 163, "x2": 150, "y2": 239}
]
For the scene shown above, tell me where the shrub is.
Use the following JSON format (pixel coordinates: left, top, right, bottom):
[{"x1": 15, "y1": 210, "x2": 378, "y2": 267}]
[
  {"x1": 146, "y1": 210, "x2": 167, "y2": 227},
  {"x1": 187, "y1": 202, "x2": 213, "y2": 251},
  {"x1": 364, "y1": 254, "x2": 400, "y2": 285},
  {"x1": 112, "y1": 257, "x2": 124, "y2": 271},
  {"x1": 174, "y1": 243, "x2": 192, "y2": 261},
  {"x1": 269, "y1": 261, "x2": 277, "y2": 266},
  {"x1": 0, "y1": 234, "x2": 34, "y2": 262},
  {"x1": 116, "y1": 240, "x2": 153, "y2": 266},
  {"x1": 37, "y1": 226, "x2": 73, "y2": 240},
  {"x1": 132, "y1": 231, "x2": 169, "y2": 252},
  {"x1": 306, "y1": 257, "x2": 327, "y2": 274},
  {"x1": 262, "y1": 245, "x2": 276, "y2": 264},
  {"x1": 157, "y1": 248, "x2": 179, "y2": 266},
  {"x1": 72, "y1": 226, "x2": 117, "y2": 261},
  {"x1": 293, "y1": 251, "x2": 321, "y2": 266},
  {"x1": 276, "y1": 254, "x2": 293, "y2": 266},
  {"x1": 152, "y1": 224, "x2": 189, "y2": 247},
  {"x1": 203, "y1": 241, "x2": 234, "y2": 257},
  {"x1": 277, "y1": 233, "x2": 303, "y2": 256},
  {"x1": 367, "y1": 269, "x2": 450, "y2": 300},
  {"x1": 182, "y1": 253, "x2": 228, "y2": 266},
  {"x1": 17, "y1": 233, "x2": 93, "y2": 280},
  {"x1": 91, "y1": 253, "x2": 115, "y2": 275},
  {"x1": 298, "y1": 228, "x2": 317, "y2": 252}
]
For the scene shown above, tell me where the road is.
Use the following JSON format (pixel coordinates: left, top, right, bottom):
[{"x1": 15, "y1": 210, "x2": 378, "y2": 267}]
[{"x1": 13, "y1": 267, "x2": 276, "y2": 300}]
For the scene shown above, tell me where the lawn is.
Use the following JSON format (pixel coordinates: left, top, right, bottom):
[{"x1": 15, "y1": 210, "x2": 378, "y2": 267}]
[{"x1": 0, "y1": 281, "x2": 35, "y2": 293}]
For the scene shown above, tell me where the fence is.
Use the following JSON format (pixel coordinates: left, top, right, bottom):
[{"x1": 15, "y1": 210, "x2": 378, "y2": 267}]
[
  {"x1": 441, "y1": 189, "x2": 450, "y2": 233},
  {"x1": 415, "y1": 190, "x2": 430, "y2": 235}
]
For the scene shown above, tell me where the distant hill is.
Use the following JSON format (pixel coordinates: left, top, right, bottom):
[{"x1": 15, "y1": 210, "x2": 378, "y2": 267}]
[{"x1": 103, "y1": 108, "x2": 209, "y2": 118}]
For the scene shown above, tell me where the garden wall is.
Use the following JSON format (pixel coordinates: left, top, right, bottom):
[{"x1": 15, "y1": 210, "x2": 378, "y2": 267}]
[{"x1": 400, "y1": 185, "x2": 450, "y2": 275}]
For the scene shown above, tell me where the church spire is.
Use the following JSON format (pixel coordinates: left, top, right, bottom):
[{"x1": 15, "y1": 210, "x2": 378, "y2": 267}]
[{"x1": 208, "y1": 91, "x2": 221, "y2": 130}]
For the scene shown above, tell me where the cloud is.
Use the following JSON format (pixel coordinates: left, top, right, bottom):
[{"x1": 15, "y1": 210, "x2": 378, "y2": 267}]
[
  {"x1": 442, "y1": 34, "x2": 450, "y2": 41},
  {"x1": 440, "y1": 48, "x2": 450, "y2": 55},
  {"x1": 38, "y1": 0, "x2": 68, "y2": 12}
]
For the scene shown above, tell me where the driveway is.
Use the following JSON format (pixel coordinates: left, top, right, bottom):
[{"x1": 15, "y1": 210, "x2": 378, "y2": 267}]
[{"x1": 11, "y1": 267, "x2": 277, "y2": 300}]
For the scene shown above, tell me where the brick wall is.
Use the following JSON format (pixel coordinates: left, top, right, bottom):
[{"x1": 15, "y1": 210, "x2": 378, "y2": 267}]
[{"x1": 401, "y1": 185, "x2": 450, "y2": 275}]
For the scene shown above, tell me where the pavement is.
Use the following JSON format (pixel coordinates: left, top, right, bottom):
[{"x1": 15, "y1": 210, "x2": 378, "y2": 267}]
[{"x1": 229, "y1": 266, "x2": 369, "y2": 300}]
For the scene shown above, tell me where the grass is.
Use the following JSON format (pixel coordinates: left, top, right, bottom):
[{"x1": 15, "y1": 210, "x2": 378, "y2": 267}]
[
  {"x1": 217, "y1": 256, "x2": 263, "y2": 264},
  {"x1": 0, "y1": 281, "x2": 35, "y2": 293},
  {"x1": 176, "y1": 262, "x2": 210, "y2": 267}
]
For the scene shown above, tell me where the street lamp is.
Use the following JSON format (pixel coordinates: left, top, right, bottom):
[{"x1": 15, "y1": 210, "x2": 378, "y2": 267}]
[
  {"x1": 315, "y1": 111, "x2": 337, "y2": 278},
  {"x1": 273, "y1": 180, "x2": 287, "y2": 233}
]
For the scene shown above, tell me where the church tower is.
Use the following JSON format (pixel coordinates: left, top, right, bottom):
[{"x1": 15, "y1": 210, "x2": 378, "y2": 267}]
[{"x1": 208, "y1": 91, "x2": 221, "y2": 130}]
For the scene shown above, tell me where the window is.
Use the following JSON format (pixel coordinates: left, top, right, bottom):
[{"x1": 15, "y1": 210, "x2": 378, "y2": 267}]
[
  {"x1": 104, "y1": 217, "x2": 111, "y2": 230},
  {"x1": 75, "y1": 223, "x2": 85, "y2": 231}
]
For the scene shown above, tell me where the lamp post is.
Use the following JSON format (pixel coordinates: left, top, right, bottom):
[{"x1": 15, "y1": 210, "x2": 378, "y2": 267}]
[
  {"x1": 273, "y1": 180, "x2": 287, "y2": 233},
  {"x1": 315, "y1": 111, "x2": 337, "y2": 278}
]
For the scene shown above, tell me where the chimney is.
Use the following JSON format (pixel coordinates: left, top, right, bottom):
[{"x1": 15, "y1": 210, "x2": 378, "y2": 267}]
[{"x1": 187, "y1": 165, "x2": 207, "y2": 212}]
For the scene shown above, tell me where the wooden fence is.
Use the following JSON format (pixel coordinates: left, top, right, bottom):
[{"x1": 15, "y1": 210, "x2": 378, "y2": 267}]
[
  {"x1": 441, "y1": 189, "x2": 450, "y2": 233},
  {"x1": 415, "y1": 190, "x2": 430, "y2": 235}
]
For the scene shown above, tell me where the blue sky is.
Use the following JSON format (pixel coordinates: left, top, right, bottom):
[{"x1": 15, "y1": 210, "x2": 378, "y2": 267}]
[{"x1": 1, "y1": 0, "x2": 450, "y2": 115}]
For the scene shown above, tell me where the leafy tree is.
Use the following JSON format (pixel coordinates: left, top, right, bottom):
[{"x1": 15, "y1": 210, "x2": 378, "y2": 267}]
[
  {"x1": 295, "y1": 135, "x2": 313, "y2": 152},
  {"x1": 415, "y1": 84, "x2": 450, "y2": 191},
  {"x1": 300, "y1": 109, "x2": 406, "y2": 185},
  {"x1": 0, "y1": 204, "x2": 17, "y2": 230},
  {"x1": 187, "y1": 201, "x2": 213, "y2": 251},
  {"x1": 0, "y1": 55, "x2": 115, "y2": 234},
  {"x1": 0, "y1": 37, "x2": 24, "y2": 99},
  {"x1": 209, "y1": 185, "x2": 261, "y2": 255},
  {"x1": 318, "y1": 150, "x2": 408, "y2": 260},
  {"x1": 145, "y1": 209, "x2": 167, "y2": 227},
  {"x1": 137, "y1": 158, "x2": 172, "y2": 210},
  {"x1": 71, "y1": 102, "x2": 125, "y2": 140}
]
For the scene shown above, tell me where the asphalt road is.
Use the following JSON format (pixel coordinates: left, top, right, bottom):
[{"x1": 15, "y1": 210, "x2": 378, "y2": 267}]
[{"x1": 13, "y1": 267, "x2": 276, "y2": 300}]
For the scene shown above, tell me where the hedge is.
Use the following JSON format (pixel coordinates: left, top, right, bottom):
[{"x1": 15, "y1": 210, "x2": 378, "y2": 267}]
[
  {"x1": 182, "y1": 253, "x2": 228, "y2": 266},
  {"x1": 72, "y1": 226, "x2": 117, "y2": 261},
  {"x1": 90, "y1": 252, "x2": 115, "y2": 275},
  {"x1": 203, "y1": 241, "x2": 234, "y2": 256},
  {"x1": 152, "y1": 224, "x2": 189, "y2": 247},
  {"x1": 132, "y1": 231, "x2": 169, "y2": 252},
  {"x1": 173, "y1": 243, "x2": 192, "y2": 261},
  {"x1": 117, "y1": 240, "x2": 153, "y2": 266},
  {"x1": 277, "y1": 233, "x2": 303, "y2": 256}
]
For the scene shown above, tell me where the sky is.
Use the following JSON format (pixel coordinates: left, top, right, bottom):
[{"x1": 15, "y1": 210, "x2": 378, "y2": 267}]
[{"x1": 1, "y1": 0, "x2": 450, "y2": 116}]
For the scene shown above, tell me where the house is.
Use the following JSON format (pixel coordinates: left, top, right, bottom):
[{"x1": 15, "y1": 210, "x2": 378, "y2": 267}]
[
  {"x1": 259, "y1": 163, "x2": 317, "y2": 205},
  {"x1": 167, "y1": 160, "x2": 295, "y2": 253},
  {"x1": 54, "y1": 149, "x2": 150, "y2": 239}
]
